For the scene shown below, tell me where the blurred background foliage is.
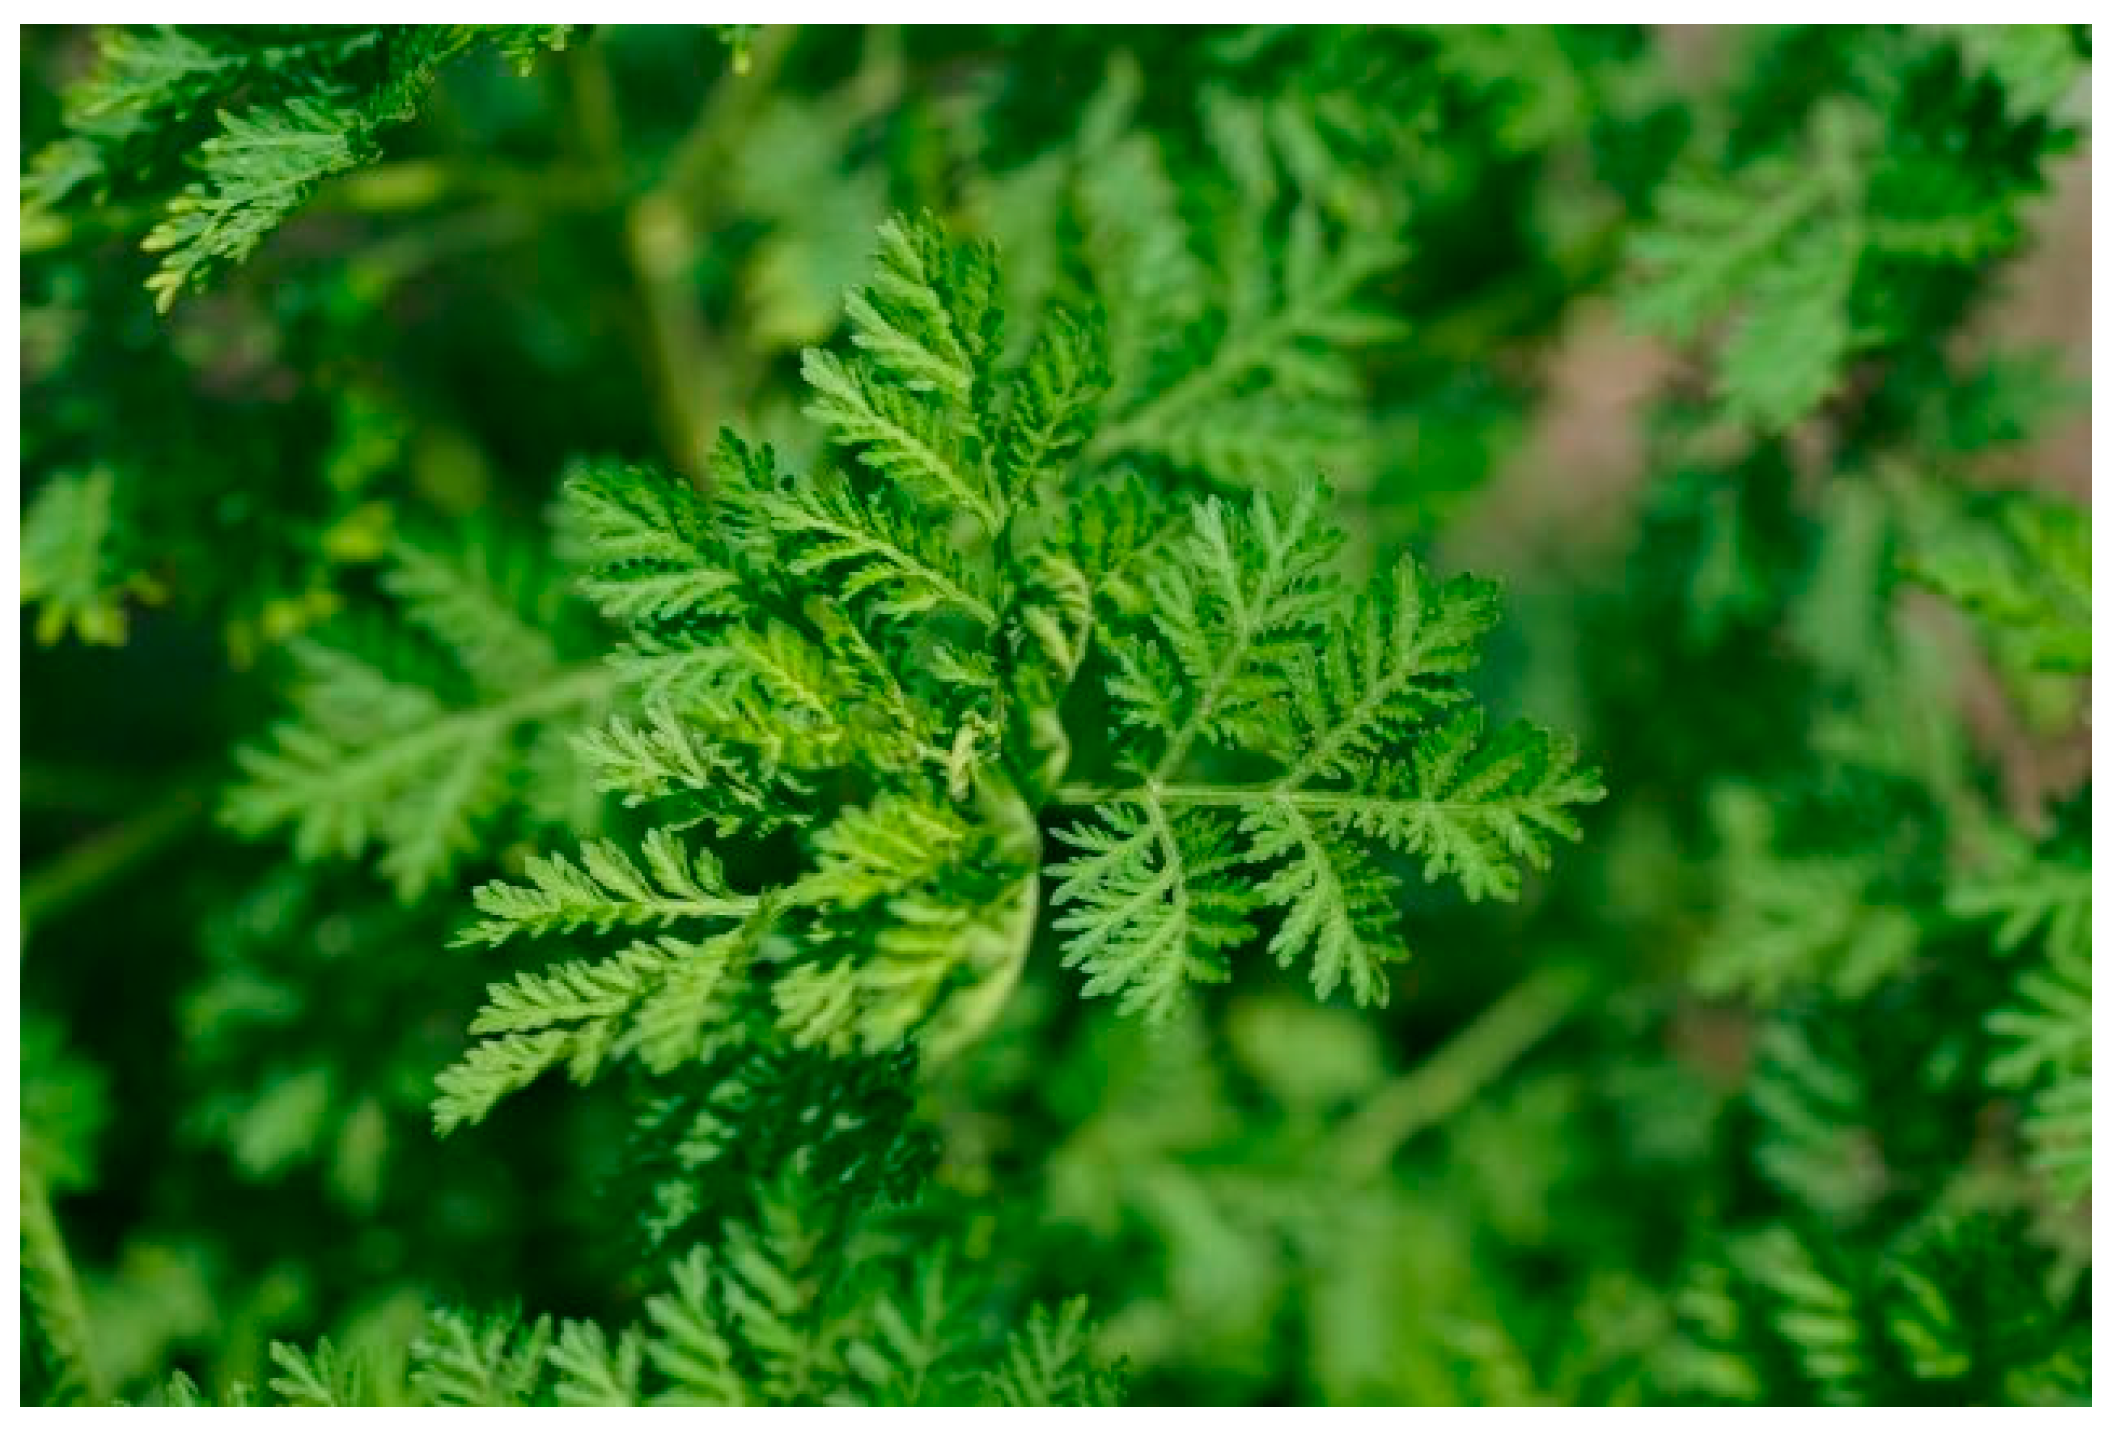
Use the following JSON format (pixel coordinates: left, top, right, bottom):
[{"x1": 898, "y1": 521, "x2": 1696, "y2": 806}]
[{"x1": 19, "y1": 23, "x2": 2092, "y2": 1405}]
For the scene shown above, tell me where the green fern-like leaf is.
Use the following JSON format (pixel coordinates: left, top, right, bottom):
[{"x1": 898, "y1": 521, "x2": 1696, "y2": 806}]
[
  {"x1": 804, "y1": 216, "x2": 1009, "y2": 534},
  {"x1": 548, "y1": 1322, "x2": 644, "y2": 1407},
  {"x1": 142, "y1": 95, "x2": 372, "y2": 311},
  {"x1": 201, "y1": 1193, "x2": 1119, "y2": 1406},
  {"x1": 1625, "y1": 130, "x2": 1865, "y2": 431},
  {"x1": 1680, "y1": 1214, "x2": 2090, "y2": 1406},
  {"x1": 433, "y1": 924, "x2": 760, "y2": 1134},
  {"x1": 438, "y1": 213, "x2": 1596, "y2": 1125},
  {"x1": 1054, "y1": 484, "x2": 1601, "y2": 1014},
  {"x1": 1689, "y1": 785, "x2": 1920, "y2": 1003},
  {"x1": 641, "y1": 1245, "x2": 752, "y2": 1405},
  {"x1": 223, "y1": 526, "x2": 614, "y2": 898},
  {"x1": 409, "y1": 1309, "x2": 552, "y2": 1407},
  {"x1": 459, "y1": 828, "x2": 759, "y2": 944},
  {"x1": 21, "y1": 469, "x2": 161, "y2": 647},
  {"x1": 1050, "y1": 802, "x2": 1254, "y2": 1020},
  {"x1": 982, "y1": 1298, "x2": 1124, "y2": 1407},
  {"x1": 1624, "y1": 29, "x2": 2081, "y2": 431},
  {"x1": 1986, "y1": 940, "x2": 2090, "y2": 1198},
  {"x1": 29, "y1": 26, "x2": 573, "y2": 308},
  {"x1": 1067, "y1": 67, "x2": 1405, "y2": 492},
  {"x1": 1906, "y1": 488, "x2": 2090, "y2": 676},
  {"x1": 268, "y1": 1338, "x2": 369, "y2": 1408}
]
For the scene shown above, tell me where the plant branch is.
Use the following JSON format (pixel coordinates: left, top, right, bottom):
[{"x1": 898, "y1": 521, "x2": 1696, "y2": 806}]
[
  {"x1": 20, "y1": 157, "x2": 604, "y2": 257},
  {"x1": 21, "y1": 1170, "x2": 106, "y2": 1404},
  {"x1": 1052, "y1": 781, "x2": 1543, "y2": 819},
  {"x1": 1331, "y1": 961, "x2": 1594, "y2": 1181},
  {"x1": 566, "y1": 34, "x2": 784, "y2": 482},
  {"x1": 21, "y1": 782, "x2": 209, "y2": 946}
]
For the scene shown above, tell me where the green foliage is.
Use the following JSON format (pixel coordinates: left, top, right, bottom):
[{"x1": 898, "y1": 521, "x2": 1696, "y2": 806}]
[
  {"x1": 176, "y1": 871, "x2": 478, "y2": 1210},
  {"x1": 169, "y1": 1176, "x2": 1121, "y2": 1408},
  {"x1": 1673, "y1": 1216, "x2": 2089, "y2": 1405},
  {"x1": 984, "y1": 1298, "x2": 1127, "y2": 1407},
  {"x1": 1625, "y1": 26, "x2": 2086, "y2": 429},
  {"x1": 1626, "y1": 119, "x2": 1864, "y2": 429},
  {"x1": 19, "y1": 23, "x2": 2091, "y2": 1411},
  {"x1": 1690, "y1": 784, "x2": 1921, "y2": 1002},
  {"x1": 1044, "y1": 65, "x2": 1409, "y2": 495},
  {"x1": 1054, "y1": 487, "x2": 1599, "y2": 1013},
  {"x1": 1950, "y1": 806, "x2": 2094, "y2": 1202},
  {"x1": 19, "y1": 468, "x2": 162, "y2": 646},
  {"x1": 141, "y1": 95, "x2": 373, "y2": 311},
  {"x1": 28, "y1": 25, "x2": 571, "y2": 310},
  {"x1": 222, "y1": 522, "x2": 615, "y2": 898},
  {"x1": 22, "y1": 1019, "x2": 114, "y2": 1404},
  {"x1": 1905, "y1": 485, "x2": 2091, "y2": 675},
  {"x1": 1986, "y1": 933, "x2": 2091, "y2": 1198},
  {"x1": 438, "y1": 213, "x2": 1592, "y2": 1134}
]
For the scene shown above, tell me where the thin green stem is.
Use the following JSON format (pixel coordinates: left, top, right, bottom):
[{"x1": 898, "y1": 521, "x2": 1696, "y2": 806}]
[
  {"x1": 564, "y1": 29, "x2": 797, "y2": 482},
  {"x1": 325, "y1": 157, "x2": 605, "y2": 214},
  {"x1": 346, "y1": 205, "x2": 536, "y2": 297},
  {"x1": 1148, "y1": 639, "x2": 1255, "y2": 787},
  {"x1": 1331, "y1": 962, "x2": 1594, "y2": 1182},
  {"x1": 564, "y1": 42, "x2": 721, "y2": 479},
  {"x1": 1272, "y1": 654, "x2": 1417, "y2": 794},
  {"x1": 21, "y1": 782, "x2": 208, "y2": 945},
  {"x1": 1052, "y1": 781, "x2": 1514, "y2": 819},
  {"x1": 21, "y1": 157, "x2": 603, "y2": 257},
  {"x1": 660, "y1": 25, "x2": 796, "y2": 207}
]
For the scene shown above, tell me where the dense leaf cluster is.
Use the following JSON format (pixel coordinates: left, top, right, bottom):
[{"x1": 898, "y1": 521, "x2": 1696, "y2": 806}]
[{"x1": 20, "y1": 24, "x2": 2090, "y2": 1407}]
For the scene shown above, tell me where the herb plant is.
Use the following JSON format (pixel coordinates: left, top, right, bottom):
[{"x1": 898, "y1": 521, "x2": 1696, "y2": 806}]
[{"x1": 20, "y1": 23, "x2": 2091, "y2": 1407}]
